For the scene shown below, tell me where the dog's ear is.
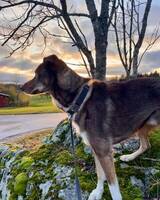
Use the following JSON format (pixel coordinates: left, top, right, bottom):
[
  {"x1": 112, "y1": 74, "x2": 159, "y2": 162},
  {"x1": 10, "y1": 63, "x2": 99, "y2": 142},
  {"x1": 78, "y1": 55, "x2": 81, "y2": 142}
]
[
  {"x1": 43, "y1": 55, "x2": 58, "y2": 64},
  {"x1": 43, "y1": 55, "x2": 67, "y2": 73}
]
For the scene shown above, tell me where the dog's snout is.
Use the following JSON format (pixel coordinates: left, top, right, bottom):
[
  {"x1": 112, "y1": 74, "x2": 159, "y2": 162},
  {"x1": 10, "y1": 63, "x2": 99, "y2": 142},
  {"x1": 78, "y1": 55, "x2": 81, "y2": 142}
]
[
  {"x1": 20, "y1": 80, "x2": 34, "y2": 94},
  {"x1": 20, "y1": 85, "x2": 25, "y2": 91}
]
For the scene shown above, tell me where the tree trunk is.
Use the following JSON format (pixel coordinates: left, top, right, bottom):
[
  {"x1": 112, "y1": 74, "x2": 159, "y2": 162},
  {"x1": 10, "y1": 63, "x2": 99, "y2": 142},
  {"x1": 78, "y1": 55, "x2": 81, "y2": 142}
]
[
  {"x1": 95, "y1": 39, "x2": 107, "y2": 80},
  {"x1": 94, "y1": 18, "x2": 108, "y2": 81},
  {"x1": 125, "y1": 68, "x2": 131, "y2": 79},
  {"x1": 132, "y1": 47, "x2": 139, "y2": 78}
]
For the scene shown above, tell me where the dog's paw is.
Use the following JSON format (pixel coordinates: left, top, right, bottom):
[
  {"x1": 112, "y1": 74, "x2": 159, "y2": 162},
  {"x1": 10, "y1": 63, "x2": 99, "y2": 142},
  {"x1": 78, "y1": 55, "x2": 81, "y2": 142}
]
[
  {"x1": 88, "y1": 188, "x2": 103, "y2": 200},
  {"x1": 120, "y1": 155, "x2": 133, "y2": 162}
]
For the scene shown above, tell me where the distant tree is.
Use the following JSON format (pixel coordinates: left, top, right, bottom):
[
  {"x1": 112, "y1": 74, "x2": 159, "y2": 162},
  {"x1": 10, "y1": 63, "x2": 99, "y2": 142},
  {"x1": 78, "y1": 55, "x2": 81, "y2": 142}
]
[
  {"x1": 0, "y1": 0, "x2": 117, "y2": 80},
  {"x1": 14, "y1": 73, "x2": 21, "y2": 105},
  {"x1": 112, "y1": 0, "x2": 159, "y2": 78}
]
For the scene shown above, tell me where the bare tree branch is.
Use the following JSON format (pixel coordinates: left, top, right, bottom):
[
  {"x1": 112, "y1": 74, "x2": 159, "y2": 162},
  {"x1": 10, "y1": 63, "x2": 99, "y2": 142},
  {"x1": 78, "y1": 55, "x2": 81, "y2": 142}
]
[
  {"x1": 60, "y1": 0, "x2": 95, "y2": 76},
  {"x1": 0, "y1": 0, "x2": 90, "y2": 18},
  {"x1": 0, "y1": 0, "x2": 116, "y2": 80},
  {"x1": 132, "y1": 0, "x2": 152, "y2": 77},
  {"x1": 113, "y1": 0, "x2": 155, "y2": 78},
  {"x1": 1, "y1": 4, "x2": 37, "y2": 46}
]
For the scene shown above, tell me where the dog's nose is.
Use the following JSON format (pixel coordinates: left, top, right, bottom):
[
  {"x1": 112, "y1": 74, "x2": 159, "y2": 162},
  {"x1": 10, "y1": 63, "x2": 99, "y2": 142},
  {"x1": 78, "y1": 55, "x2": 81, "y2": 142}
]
[{"x1": 20, "y1": 84, "x2": 27, "y2": 92}]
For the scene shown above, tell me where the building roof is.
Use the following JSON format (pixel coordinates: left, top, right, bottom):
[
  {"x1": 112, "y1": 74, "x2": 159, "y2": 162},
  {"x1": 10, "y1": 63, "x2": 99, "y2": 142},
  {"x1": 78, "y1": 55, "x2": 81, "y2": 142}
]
[{"x1": 0, "y1": 92, "x2": 10, "y2": 97}]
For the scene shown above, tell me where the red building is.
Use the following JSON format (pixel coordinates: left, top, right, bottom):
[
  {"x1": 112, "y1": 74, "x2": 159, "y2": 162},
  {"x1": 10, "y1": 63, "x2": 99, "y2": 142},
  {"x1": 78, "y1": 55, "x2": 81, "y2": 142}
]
[{"x1": 0, "y1": 93, "x2": 10, "y2": 107}]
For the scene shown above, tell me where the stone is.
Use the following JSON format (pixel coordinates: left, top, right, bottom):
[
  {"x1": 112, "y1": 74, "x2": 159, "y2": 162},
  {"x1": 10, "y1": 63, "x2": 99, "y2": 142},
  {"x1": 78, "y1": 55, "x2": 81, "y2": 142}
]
[{"x1": 130, "y1": 176, "x2": 144, "y2": 191}]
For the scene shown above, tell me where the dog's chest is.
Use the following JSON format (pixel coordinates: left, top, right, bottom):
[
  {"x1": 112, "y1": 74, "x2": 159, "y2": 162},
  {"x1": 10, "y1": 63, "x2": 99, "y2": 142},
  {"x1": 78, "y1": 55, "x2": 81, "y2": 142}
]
[
  {"x1": 51, "y1": 96, "x2": 68, "y2": 112},
  {"x1": 72, "y1": 121, "x2": 90, "y2": 146}
]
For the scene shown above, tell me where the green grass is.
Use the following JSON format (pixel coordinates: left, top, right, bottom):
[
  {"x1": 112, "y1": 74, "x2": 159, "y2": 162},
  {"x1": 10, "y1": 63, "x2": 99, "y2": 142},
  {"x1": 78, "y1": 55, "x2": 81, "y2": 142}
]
[{"x1": 0, "y1": 95, "x2": 61, "y2": 115}]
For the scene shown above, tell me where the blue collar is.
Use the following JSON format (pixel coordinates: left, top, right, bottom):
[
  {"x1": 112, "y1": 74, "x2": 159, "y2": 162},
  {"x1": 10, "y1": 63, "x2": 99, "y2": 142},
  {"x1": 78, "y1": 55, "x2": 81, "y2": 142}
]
[{"x1": 67, "y1": 84, "x2": 90, "y2": 116}]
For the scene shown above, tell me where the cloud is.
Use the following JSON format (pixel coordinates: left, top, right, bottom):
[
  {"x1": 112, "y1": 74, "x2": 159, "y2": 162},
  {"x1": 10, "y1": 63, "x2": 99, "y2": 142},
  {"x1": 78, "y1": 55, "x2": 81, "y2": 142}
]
[
  {"x1": 139, "y1": 50, "x2": 160, "y2": 73},
  {"x1": 0, "y1": 57, "x2": 36, "y2": 71},
  {"x1": 0, "y1": 72, "x2": 28, "y2": 83}
]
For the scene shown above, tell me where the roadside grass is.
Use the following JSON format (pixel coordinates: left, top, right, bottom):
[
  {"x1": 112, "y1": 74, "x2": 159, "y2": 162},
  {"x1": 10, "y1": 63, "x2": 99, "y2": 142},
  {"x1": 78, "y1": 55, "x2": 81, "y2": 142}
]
[{"x1": 0, "y1": 95, "x2": 61, "y2": 115}]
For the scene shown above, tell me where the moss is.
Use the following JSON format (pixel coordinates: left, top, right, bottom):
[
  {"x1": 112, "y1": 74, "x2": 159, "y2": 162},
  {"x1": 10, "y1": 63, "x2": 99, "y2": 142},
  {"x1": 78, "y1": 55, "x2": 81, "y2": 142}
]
[
  {"x1": 55, "y1": 150, "x2": 72, "y2": 165},
  {"x1": 121, "y1": 180, "x2": 143, "y2": 200},
  {"x1": 19, "y1": 156, "x2": 34, "y2": 169},
  {"x1": 76, "y1": 143, "x2": 92, "y2": 163},
  {"x1": 79, "y1": 172, "x2": 96, "y2": 192},
  {"x1": 14, "y1": 172, "x2": 28, "y2": 195}
]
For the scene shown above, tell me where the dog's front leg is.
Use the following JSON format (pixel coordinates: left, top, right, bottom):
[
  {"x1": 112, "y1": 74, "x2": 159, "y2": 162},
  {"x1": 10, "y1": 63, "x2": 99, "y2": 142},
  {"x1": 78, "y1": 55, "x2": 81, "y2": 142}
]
[
  {"x1": 88, "y1": 154, "x2": 106, "y2": 200},
  {"x1": 97, "y1": 153, "x2": 122, "y2": 200},
  {"x1": 87, "y1": 136, "x2": 122, "y2": 200}
]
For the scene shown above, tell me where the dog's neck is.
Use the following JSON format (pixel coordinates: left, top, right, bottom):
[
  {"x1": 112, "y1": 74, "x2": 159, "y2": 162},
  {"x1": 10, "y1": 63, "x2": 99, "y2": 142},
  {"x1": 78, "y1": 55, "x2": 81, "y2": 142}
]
[{"x1": 50, "y1": 71, "x2": 90, "y2": 111}]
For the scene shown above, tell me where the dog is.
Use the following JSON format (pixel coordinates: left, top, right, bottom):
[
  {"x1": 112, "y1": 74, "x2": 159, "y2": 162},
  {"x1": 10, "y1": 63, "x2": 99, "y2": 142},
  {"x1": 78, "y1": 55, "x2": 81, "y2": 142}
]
[{"x1": 21, "y1": 54, "x2": 160, "y2": 200}]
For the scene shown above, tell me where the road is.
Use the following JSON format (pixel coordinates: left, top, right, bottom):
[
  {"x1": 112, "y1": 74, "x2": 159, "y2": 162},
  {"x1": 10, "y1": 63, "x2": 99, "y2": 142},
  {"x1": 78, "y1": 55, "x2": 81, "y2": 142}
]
[{"x1": 0, "y1": 113, "x2": 67, "y2": 140}]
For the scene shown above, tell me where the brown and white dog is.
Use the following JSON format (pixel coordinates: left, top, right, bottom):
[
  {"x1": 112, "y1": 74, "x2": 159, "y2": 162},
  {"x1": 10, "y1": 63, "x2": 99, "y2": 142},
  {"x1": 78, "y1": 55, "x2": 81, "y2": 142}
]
[{"x1": 21, "y1": 55, "x2": 160, "y2": 200}]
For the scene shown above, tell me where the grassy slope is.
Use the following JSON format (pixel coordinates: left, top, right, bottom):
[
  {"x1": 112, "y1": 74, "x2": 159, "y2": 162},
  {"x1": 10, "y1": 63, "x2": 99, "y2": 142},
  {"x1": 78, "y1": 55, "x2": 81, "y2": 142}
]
[{"x1": 0, "y1": 95, "x2": 61, "y2": 115}]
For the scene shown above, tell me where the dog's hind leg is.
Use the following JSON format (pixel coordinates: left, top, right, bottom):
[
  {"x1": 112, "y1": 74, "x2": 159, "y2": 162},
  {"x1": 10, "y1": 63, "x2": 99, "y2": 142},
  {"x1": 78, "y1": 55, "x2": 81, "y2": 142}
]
[
  {"x1": 120, "y1": 126, "x2": 151, "y2": 162},
  {"x1": 88, "y1": 154, "x2": 106, "y2": 200}
]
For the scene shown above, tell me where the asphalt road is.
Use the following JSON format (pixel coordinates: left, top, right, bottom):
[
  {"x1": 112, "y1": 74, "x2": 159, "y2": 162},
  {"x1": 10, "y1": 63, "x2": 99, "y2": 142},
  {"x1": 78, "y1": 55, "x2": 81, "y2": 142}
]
[{"x1": 0, "y1": 113, "x2": 67, "y2": 140}]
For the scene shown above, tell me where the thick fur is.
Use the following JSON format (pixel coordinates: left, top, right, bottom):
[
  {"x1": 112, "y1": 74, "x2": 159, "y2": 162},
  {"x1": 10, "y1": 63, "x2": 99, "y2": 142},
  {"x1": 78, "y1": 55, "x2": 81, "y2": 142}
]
[{"x1": 21, "y1": 55, "x2": 160, "y2": 200}]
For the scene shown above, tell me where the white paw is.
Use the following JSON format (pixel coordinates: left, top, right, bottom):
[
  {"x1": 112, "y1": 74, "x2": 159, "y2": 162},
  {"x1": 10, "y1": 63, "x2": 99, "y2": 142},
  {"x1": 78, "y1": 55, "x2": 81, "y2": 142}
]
[
  {"x1": 88, "y1": 188, "x2": 103, "y2": 200},
  {"x1": 120, "y1": 155, "x2": 133, "y2": 162}
]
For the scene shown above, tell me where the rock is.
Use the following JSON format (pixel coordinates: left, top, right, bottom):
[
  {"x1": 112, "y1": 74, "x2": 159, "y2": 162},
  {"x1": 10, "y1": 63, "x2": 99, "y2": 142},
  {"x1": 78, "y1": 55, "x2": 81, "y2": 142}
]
[
  {"x1": 84, "y1": 146, "x2": 92, "y2": 155},
  {"x1": 0, "y1": 145, "x2": 9, "y2": 157},
  {"x1": 121, "y1": 138, "x2": 140, "y2": 152},
  {"x1": 18, "y1": 196, "x2": 24, "y2": 200},
  {"x1": 39, "y1": 180, "x2": 52, "y2": 200},
  {"x1": 53, "y1": 163, "x2": 89, "y2": 200},
  {"x1": 114, "y1": 138, "x2": 140, "y2": 154},
  {"x1": 54, "y1": 164, "x2": 73, "y2": 187},
  {"x1": 130, "y1": 176, "x2": 144, "y2": 191},
  {"x1": 113, "y1": 143, "x2": 123, "y2": 154},
  {"x1": 48, "y1": 119, "x2": 80, "y2": 148},
  {"x1": 58, "y1": 182, "x2": 88, "y2": 200},
  {"x1": 144, "y1": 167, "x2": 159, "y2": 176},
  {"x1": 120, "y1": 163, "x2": 129, "y2": 169},
  {"x1": 1, "y1": 119, "x2": 160, "y2": 199}
]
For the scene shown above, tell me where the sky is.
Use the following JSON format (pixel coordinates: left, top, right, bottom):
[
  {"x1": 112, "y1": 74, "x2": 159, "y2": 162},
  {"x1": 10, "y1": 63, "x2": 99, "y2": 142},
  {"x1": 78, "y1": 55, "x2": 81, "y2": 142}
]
[{"x1": 0, "y1": 0, "x2": 160, "y2": 83}]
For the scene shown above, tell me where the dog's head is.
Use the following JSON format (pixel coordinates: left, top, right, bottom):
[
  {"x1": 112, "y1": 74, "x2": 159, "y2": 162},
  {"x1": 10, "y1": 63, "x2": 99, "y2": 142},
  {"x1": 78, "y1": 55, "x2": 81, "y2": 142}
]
[{"x1": 21, "y1": 55, "x2": 69, "y2": 95}]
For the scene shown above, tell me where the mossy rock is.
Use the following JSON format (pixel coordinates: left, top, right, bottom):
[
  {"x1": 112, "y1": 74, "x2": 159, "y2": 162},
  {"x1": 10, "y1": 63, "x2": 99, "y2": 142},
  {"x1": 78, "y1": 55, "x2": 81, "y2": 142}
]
[
  {"x1": 2, "y1": 121, "x2": 160, "y2": 199},
  {"x1": 55, "y1": 150, "x2": 72, "y2": 165},
  {"x1": 14, "y1": 172, "x2": 28, "y2": 195},
  {"x1": 19, "y1": 156, "x2": 34, "y2": 169}
]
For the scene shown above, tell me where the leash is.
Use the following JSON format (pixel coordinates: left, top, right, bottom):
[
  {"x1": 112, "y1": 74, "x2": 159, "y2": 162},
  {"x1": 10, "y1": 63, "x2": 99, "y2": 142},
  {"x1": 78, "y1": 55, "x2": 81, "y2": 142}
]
[
  {"x1": 68, "y1": 114, "x2": 82, "y2": 200},
  {"x1": 67, "y1": 83, "x2": 90, "y2": 200}
]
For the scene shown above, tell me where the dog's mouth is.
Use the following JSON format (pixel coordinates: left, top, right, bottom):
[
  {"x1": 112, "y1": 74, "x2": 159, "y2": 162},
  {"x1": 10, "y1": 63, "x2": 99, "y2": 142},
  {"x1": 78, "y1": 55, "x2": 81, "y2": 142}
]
[
  {"x1": 31, "y1": 89, "x2": 41, "y2": 94},
  {"x1": 21, "y1": 80, "x2": 50, "y2": 95}
]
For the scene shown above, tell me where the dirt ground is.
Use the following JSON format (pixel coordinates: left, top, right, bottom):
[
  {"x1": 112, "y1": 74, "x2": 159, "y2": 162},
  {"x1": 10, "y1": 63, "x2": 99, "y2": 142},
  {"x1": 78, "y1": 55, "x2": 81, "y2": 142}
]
[{"x1": 0, "y1": 129, "x2": 52, "y2": 150}]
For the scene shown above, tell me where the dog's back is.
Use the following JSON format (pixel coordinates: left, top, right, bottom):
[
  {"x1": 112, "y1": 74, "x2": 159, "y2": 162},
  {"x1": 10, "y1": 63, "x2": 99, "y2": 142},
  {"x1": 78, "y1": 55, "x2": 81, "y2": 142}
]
[{"x1": 106, "y1": 78, "x2": 160, "y2": 141}]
